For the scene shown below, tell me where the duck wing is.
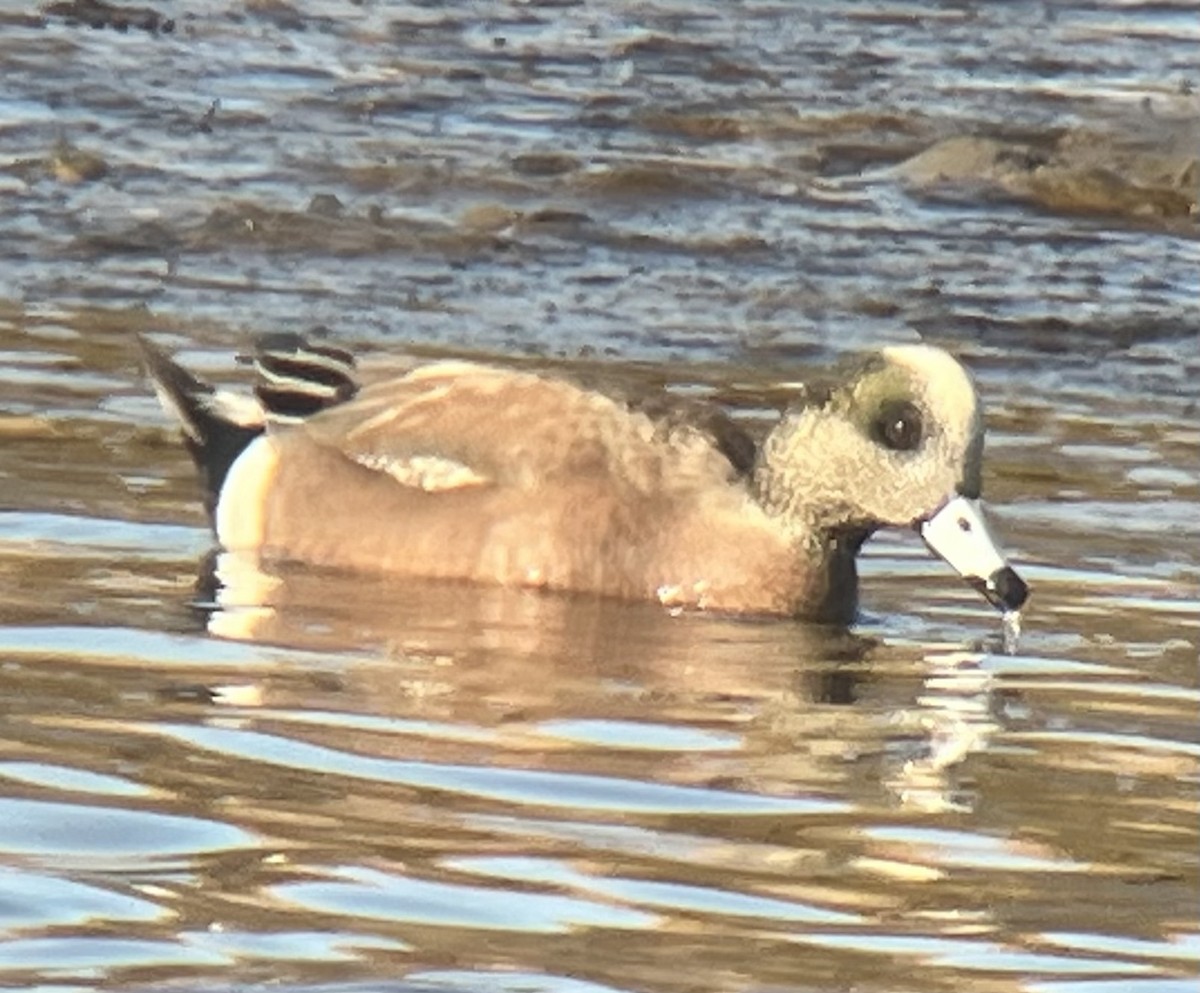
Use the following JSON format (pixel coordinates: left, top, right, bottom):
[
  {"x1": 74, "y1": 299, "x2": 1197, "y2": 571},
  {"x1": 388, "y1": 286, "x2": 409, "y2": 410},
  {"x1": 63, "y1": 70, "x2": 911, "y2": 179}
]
[{"x1": 293, "y1": 361, "x2": 742, "y2": 496}]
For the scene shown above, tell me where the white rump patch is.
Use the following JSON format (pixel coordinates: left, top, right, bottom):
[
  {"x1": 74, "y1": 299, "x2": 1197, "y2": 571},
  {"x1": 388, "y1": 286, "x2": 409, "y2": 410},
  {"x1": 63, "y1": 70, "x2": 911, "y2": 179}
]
[
  {"x1": 354, "y1": 452, "x2": 489, "y2": 492},
  {"x1": 215, "y1": 435, "x2": 278, "y2": 550}
]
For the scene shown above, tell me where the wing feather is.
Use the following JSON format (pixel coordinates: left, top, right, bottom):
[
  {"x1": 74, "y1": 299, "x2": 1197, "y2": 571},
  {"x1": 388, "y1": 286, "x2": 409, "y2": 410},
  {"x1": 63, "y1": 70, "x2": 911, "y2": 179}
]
[{"x1": 295, "y1": 362, "x2": 741, "y2": 496}]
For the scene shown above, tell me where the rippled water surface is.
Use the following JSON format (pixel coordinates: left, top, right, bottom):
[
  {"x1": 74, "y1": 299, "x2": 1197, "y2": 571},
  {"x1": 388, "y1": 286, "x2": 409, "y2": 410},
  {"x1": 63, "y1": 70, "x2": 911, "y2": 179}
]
[{"x1": 1, "y1": 2, "x2": 1197, "y2": 992}]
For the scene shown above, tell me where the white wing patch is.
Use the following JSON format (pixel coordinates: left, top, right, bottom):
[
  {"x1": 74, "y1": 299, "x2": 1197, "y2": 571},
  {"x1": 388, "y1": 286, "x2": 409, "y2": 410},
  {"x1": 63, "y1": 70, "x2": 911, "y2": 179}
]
[{"x1": 353, "y1": 452, "x2": 489, "y2": 492}]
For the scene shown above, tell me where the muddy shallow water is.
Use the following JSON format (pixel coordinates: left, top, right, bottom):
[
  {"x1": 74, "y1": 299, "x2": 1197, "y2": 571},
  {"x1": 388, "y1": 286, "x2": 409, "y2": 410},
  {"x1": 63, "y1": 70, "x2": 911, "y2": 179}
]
[{"x1": 1, "y1": 2, "x2": 1198, "y2": 992}]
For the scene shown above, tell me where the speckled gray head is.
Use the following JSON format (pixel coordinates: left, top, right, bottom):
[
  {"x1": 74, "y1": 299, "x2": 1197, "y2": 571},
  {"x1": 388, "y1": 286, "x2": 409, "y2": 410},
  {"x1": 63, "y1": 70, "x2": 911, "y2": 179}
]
[{"x1": 757, "y1": 343, "x2": 1029, "y2": 613}]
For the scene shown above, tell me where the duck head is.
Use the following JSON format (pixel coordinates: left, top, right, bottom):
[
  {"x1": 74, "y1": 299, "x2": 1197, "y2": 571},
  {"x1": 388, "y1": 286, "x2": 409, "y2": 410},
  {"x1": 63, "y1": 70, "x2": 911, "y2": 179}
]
[{"x1": 756, "y1": 343, "x2": 1028, "y2": 613}]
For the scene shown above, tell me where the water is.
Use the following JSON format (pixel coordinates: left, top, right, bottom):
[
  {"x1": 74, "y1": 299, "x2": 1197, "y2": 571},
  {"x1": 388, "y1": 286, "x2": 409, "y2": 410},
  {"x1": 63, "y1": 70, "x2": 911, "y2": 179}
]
[{"x1": 0, "y1": 2, "x2": 1197, "y2": 991}]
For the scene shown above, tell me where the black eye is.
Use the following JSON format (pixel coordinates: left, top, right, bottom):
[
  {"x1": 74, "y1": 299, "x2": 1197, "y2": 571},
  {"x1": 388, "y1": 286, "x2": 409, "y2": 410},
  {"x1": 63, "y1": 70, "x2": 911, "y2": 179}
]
[{"x1": 872, "y1": 400, "x2": 923, "y2": 451}]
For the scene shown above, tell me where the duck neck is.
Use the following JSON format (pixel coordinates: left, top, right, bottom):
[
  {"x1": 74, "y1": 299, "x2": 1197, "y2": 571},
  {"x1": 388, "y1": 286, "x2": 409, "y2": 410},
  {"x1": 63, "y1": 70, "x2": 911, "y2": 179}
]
[
  {"x1": 778, "y1": 523, "x2": 866, "y2": 624},
  {"x1": 752, "y1": 410, "x2": 845, "y2": 535},
  {"x1": 752, "y1": 457, "x2": 874, "y2": 574},
  {"x1": 751, "y1": 413, "x2": 873, "y2": 622}
]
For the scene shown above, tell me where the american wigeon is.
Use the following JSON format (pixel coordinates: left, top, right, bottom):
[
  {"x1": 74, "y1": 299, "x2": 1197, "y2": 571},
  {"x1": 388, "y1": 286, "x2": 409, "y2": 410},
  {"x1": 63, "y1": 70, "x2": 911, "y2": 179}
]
[{"x1": 142, "y1": 335, "x2": 1028, "y2": 624}]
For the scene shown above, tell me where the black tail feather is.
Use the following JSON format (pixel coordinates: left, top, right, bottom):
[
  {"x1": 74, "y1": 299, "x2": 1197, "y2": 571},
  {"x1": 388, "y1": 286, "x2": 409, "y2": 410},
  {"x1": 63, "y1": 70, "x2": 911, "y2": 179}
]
[
  {"x1": 142, "y1": 333, "x2": 361, "y2": 519},
  {"x1": 139, "y1": 336, "x2": 263, "y2": 520}
]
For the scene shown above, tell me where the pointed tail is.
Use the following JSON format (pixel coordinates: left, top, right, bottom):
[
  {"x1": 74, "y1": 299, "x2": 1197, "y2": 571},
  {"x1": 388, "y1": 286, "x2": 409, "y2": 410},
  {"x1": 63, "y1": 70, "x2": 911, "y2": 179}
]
[
  {"x1": 139, "y1": 336, "x2": 264, "y2": 519},
  {"x1": 140, "y1": 334, "x2": 361, "y2": 520}
]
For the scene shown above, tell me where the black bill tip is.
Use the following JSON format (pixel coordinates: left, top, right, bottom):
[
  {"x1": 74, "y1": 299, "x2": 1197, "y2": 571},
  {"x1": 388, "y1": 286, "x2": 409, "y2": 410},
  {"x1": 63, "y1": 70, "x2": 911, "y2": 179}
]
[{"x1": 970, "y1": 566, "x2": 1029, "y2": 612}]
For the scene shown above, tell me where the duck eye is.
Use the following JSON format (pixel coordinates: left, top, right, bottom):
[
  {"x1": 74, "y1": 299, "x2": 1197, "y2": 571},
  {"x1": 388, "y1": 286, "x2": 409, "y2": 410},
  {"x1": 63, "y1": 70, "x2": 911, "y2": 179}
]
[{"x1": 872, "y1": 400, "x2": 923, "y2": 451}]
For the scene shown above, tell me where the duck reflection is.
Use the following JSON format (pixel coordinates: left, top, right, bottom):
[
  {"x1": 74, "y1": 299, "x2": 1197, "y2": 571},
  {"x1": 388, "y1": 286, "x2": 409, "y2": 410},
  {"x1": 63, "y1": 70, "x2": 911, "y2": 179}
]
[
  {"x1": 184, "y1": 549, "x2": 1001, "y2": 817},
  {"x1": 195, "y1": 548, "x2": 874, "y2": 709}
]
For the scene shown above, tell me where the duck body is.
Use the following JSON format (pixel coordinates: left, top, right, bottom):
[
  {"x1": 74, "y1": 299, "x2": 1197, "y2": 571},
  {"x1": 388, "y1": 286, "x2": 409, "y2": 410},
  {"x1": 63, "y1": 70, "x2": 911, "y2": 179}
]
[{"x1": 142, "y1": 336, "x2": 1027, "y2": 624}]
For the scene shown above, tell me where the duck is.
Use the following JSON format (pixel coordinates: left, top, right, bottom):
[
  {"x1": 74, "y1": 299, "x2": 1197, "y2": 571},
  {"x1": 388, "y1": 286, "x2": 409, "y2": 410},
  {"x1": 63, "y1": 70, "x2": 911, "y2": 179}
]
[{"x1": 141, "y1": 334, "x2": 1028, "y2": 624}]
